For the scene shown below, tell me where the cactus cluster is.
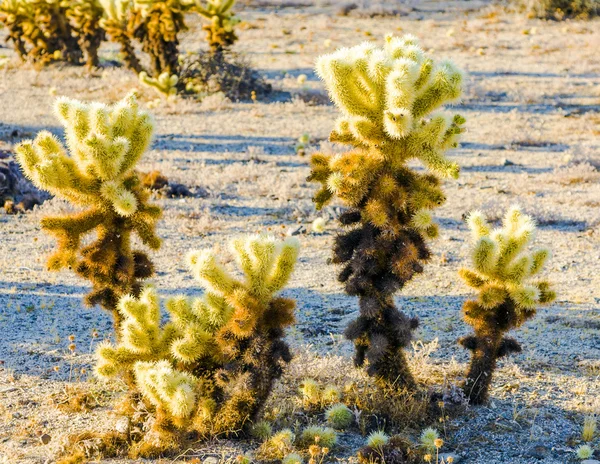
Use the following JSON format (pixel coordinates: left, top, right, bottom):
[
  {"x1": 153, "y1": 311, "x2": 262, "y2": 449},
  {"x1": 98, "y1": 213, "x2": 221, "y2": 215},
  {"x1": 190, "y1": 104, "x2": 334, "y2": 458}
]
[
  {"x1": 0, "y1": 0, "x2": 82, "y2": 64},
  {"x1": 15, "y1": 93, "x2": 161, "y2": 332},
  {"x1": 195, "y1": 0, "x2": 239, "y2": 54},
  {"x1": 459, "y1": 206, "x2": 556, "y2": 404},
  {"x1": 309, "y1": 34, "x2": 464, "y2": 390},
  {"x1": 95, "y1": 235, "x2": 300, "y2": 453},
  {"x1": 64, "y1": 0, "x2": 105, "y2": 68}
]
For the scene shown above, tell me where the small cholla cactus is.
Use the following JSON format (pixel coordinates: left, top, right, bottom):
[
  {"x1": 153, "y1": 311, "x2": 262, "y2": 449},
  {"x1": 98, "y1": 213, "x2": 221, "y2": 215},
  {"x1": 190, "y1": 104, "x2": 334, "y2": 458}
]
[
  {"x1": 96, "y1": 235, "x2": 300, "y2": 455},
  {"x1": 16, "y1": 93, "x2": 161, "y2": 333},
  {"x1": 139, "y1": 71, "x2": 179, "y2": 98},
  {"x1": 308, "y1": 34, "x2": 464, "y2": 390},
  {"x1": 99, "y1": 0, "x2": 143, "y2": 73},
  {"x1": 194, "y1": 0, "x2": 240, "y2": 54},
  {"x1": 325, "y1": 403, "x2": 353, "y2": 429},
  {"x1": 64, "y1": 0, "x2": 106, "y2": 68},
  {"x1": 459, "y1": 206, "x2": 556, "y2": 404},
  {"x1": 0, "y1": 0, "x2": 82, "y2": 64},
  {"x1": 128, "y1": 0, "x2": 191, "y2": 76}
]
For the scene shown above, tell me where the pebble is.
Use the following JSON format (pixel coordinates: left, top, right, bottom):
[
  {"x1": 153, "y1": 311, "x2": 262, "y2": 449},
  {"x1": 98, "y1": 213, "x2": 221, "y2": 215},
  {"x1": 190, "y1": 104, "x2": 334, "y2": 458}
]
[
  {"x1": 40, "y1": 433, "x2": 51, "y2": 445},
  {"x1": 502, "y1": 158, "x2": 515, "y2": 166},
  {"x1": 582, "y1": 461, "x2": 600, "y2": 464},
  {"x1": 287, "y1": 225, "x2": 305, "y2": 236},
  {"x1": 115, "y1": 417, "x2": 130, "y2": 434},
  {"x1": 524, "y1": 443, "x2": 550, "y2": 459}
]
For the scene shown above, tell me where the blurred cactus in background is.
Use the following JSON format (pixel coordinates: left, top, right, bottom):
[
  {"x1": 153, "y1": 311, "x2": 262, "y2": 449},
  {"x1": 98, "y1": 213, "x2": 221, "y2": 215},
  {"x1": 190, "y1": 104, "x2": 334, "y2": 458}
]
[
  {"x1": 0, "y1": 0, "x2": 83, "y2": 64},
  {"x1": 128, "y1": 0, "x2": 191, "y2": 76},
  {"x1": 459, "y1": 206, "x2": 556, "y2": 404},
  {"x1": 15, "y1": 92, "x2": 161, "y2": 333},
  {"x1": 99, "y1": 0, "x2": 143, "y2": 72},
  {"x1": 95, "y1": 235, "x2": 300, "y2": 456},
  {"x1": 309, "y1": 34, "x2": 465, "y2": 390},
  {"x1": 194, "y1": 0, "x2": 239, "y2": 54},
  {"x1": 63, "y1": 0, "x2": 105, "y2": 68}
]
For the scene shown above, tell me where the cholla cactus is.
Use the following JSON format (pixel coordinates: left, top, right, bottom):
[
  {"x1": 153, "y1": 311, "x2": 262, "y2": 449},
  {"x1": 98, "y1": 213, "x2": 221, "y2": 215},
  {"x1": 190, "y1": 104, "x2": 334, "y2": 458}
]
[
  {"x1": 64, "y1": 0, "x2": 105, "y2": 68},
  {"x1": 0, "y1": 0, "x2": 82, "y2": 63},
  {"x1": 139, "y1": 71, "x2": 178, "y2": 98},
  {"x1": 15, "y1": 93, "x2": 161, "y2": 333},
  {"x1": 194, "y1": 0, "x2": 239, "y2": 54},
  {"x1": 128, "y1": 0, "x2": 191, "y2": 76},
  {"x1": 96, "y1": 235, "x2": 300, "y2": 454},
  {"x1": 459, "y1": 206, "x2": 556, "y2": 404},
  {"x1": 309, "y1": 35, "x2": 464, "y2": 390},
  {"x1": 99, "y1": 0, "x2": 143, "y2": 73}
]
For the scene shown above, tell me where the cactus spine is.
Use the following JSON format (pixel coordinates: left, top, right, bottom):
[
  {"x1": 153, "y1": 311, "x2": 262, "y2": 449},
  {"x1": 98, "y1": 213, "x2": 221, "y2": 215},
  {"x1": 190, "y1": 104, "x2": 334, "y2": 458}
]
[
  {"x1": 15, "y1": 92, "x2": 161, "y2": 334},
  {"x1": 459, "y1": 206, "x2": 556, "y2": 404},
  {"x1": 309, "y1": 35, "x2": 464, "y2": 390},
  {"x1": 96, "y1": 235, "x2": 299, "y2": 454}
]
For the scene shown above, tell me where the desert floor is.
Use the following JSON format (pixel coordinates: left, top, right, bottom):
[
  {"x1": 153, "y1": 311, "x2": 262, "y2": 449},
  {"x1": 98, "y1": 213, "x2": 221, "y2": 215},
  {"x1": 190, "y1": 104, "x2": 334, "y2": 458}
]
[{"x1": 0, "y1": 1, "x2": 599, "y2": 463}]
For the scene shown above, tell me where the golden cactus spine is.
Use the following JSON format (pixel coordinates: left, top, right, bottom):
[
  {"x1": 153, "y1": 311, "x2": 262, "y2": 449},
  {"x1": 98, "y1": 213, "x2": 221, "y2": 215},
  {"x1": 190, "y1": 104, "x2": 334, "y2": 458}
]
[
  {"x1": 308, "y1": 35, "x2": 465, "y2": 390},
  {"x1": 95, "y1": 235, "x2": 299, "y2": 456},
  {"x1": 459, "y1": 206, "x2": 556, "y2": 404},
  {"x1": 15, "y1": 92, "x2": 161, "y2": 334}
]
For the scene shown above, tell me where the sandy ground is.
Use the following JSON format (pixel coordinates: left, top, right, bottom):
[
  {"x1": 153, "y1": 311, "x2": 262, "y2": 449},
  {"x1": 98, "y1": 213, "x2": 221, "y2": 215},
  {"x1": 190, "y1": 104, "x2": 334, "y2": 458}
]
[{"x1": 0, "y1": 1, "x2": 599, "y2": 462}]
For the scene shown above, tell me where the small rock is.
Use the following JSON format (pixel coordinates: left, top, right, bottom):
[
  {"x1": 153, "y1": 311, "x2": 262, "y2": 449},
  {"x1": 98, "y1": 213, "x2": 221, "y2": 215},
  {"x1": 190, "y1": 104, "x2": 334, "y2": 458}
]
[
  {"x1": 204, "y1": 458, "x2": 219, "y2": 464},
  {"x1": 502, "y1": 158, "x2": 515, "y2": 166},
  {"x1": 40, "y1": 433, "x2": 51, "y2": 445},
  {"x1": 287, "y1": 225, "x2": 305, "y2": 236},
  {"x1": 12, "y1": 412, "x2": 22, "y2": 419},
  {"x1": 115, "y1": 417, "x2": 130, "y2": 434},
  {"x1": 524, "y1": 443, "x2": 550, "y2": 459},
  {"x1": 582, "y1": 461, "x2": 600, "y2": 464},
  {"x1": 439, "y1": 453, "x2": 460, "y2": 463}
]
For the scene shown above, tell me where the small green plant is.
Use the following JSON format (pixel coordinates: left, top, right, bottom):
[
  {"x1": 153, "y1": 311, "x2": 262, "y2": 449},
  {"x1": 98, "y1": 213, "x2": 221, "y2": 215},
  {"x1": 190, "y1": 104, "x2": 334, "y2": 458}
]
[
  {"x1": 298, "y1": 426, "x2": 337, "y2": 449},
  {"x1": 16, "y1": 92, "x2": 161, "y2": 334},
  {"x1": 459, "y1": 206, "x2": 556, "y2": 404},
  {"x1": 95, "y1": 234, "x2": 300, "y2": 456},
  {"x1": 419, "y1": 427, "x2": 439, "y2": 451},
  {"x1": 250, "y1": 420, "x2": 273, "y2": 440},
  {"x1": 366, "y1": 430, "x2": 389, "y2": 449},
  {"x1": 194, "y1": 0, "x2": 240, "y2": 54},
  {"x1": 576, "y1": 444, "x2": 593, "y2": 460},
  {"x1": 325, "y1": 403, "x2": 353, "y2": 429},
  {"x1": 259, "y1": 429, "x2": 296, "y2": 461},
  {"x1": 308, "y1": 34, "x2": 464, "y2": 391},
  {"x1": 582, "y1": 415, "x2": 597, "y2": 441},
  {"x1": 139, "y1": 71, "x2": 179, "y2": 98},
  {"x1": 99, "y1": 0, "x2": 143, "y2": 72},
  {"x1": 282, "y1": 453, "x2": 304, "y2": 464}
]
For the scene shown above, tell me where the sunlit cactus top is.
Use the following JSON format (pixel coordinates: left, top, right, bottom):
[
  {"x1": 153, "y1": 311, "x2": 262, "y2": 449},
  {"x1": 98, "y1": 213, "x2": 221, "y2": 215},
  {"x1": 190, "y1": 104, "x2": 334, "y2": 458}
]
[
  {"x1": 98, "y1": 0, "x2": 130, "y2": 22},
  {"x1": 460, "y1": 205, "x2": 556, "y2": 311},
  {"x1": 16, "y1": 92, "x2": 154, "y2": 217},
  {"x1": 316, "y1": 34, "x2": 465, "y2": 179}
]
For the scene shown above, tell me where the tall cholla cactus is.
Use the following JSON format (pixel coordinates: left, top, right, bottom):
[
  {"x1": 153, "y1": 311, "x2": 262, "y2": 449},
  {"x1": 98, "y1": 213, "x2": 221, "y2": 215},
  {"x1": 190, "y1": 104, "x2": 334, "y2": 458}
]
[
  {"x1": 99, "y1": 0, "x2": 143, "y2": 73},
  {"x1": 64, "y1": 0, "x2": 105, "y2": 68},
  {"x1": 128, "y1": 0, "x2": 190, "y2": 76},
  {"x1": 0, "y1": 0, "x2": 83, "y2": 64},
  {"x1": 15, "y1": 92, "x2": 161, "y2": 333},
  {"x1": 194, "y1": 0, "x2": 239, "y2": 54},
  {"x1": 96, "y1": 235, "x2": 299, "y2": 455},
  {"x1": 309, "y1": 35, "x2": 465, "y2": 390},
  {"x1": 459, "y1": 206, "x2": 556, "y2": 404}
]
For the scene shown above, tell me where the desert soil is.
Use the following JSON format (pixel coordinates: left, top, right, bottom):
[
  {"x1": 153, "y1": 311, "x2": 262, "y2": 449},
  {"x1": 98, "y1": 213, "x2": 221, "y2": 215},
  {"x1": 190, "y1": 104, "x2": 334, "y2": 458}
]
[{"x1": 0, "y1": 1, "x2": 599, "y2": 463}]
